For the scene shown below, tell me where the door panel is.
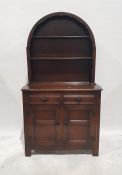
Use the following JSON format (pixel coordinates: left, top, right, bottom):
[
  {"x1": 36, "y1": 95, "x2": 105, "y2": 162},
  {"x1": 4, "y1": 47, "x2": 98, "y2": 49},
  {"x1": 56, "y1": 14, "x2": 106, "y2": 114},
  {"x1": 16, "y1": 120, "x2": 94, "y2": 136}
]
[
  {"x1": 64, "y1": 105, "x2": 93, "y2": 147},
  {"x1": 35, "y1": 124, "x2": 56, "y2": 140},
  {"x1": 66, "y1": 110, "x2": 90, "y2": 121},
  {"x1": 32, "y1": 106, "x2": 59, "y2": 147},
  {"x1": 67, "y1": 124, "x2": 90, "y2": 140}
]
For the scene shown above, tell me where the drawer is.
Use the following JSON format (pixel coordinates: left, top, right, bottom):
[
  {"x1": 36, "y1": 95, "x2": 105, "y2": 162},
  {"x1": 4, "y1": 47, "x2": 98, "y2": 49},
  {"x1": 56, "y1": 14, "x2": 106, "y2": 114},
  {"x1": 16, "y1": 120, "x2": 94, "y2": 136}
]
[
  {"x1": 63, "y1": 94, "x2": 95, "y2": 105},
  {"x1": 29, "y1": 94, "x2": 61, "y2": 105}
]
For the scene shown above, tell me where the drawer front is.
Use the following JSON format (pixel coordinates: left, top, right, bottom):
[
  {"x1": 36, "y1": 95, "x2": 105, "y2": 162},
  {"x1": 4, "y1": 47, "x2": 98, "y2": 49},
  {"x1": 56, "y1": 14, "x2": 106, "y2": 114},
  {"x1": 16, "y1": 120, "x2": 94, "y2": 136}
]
[
  {"x1": 29, "y1": 94, "x2": 61, "y2": 105},
  {"x1": 64, "y1": 94, "x2": 95, "y2": 105},
  {"x1": 29, "y1": 93, "x2": 95, "y2": 105}
]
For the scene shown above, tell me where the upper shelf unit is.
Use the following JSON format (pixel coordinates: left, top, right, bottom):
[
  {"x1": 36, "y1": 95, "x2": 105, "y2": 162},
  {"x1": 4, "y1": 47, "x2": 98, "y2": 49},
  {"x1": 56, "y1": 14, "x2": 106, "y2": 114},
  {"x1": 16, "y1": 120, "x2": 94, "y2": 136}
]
[{"x1": 27, "y1": 12, "x2": 96, "y2": 83}]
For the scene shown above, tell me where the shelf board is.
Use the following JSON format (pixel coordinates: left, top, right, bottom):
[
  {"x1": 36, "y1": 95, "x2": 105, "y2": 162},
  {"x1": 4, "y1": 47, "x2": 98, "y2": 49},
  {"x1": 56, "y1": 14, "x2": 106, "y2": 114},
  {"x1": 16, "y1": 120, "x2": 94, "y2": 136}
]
[
  {"x1": 30, "y1": 57, "x2": 92, "y2": 60},
  {"x1": 32, "y1": 36, "x2": 89, "y2": 39}
]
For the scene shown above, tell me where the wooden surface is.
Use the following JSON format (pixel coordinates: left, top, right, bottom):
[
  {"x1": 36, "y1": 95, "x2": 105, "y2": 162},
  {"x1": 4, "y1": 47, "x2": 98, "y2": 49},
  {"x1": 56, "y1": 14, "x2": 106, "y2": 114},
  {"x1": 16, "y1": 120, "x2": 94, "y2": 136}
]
[
  {"x1": 22, "y1": 12, "x2": 102, "y2": 156},
  {"x1": 22, "y1": 82, "x2": 102, "y2": 92},
  {"x1": 27, "y1": 12, "x2": 96, "y2": 84}
]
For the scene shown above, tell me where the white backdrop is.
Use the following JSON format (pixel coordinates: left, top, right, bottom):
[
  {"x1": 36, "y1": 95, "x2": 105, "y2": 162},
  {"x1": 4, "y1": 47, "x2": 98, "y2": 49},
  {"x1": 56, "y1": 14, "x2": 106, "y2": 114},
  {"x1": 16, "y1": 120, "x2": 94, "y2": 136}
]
[{"x1": 0, "y1": 0, "x2": 122, "y2": 136}]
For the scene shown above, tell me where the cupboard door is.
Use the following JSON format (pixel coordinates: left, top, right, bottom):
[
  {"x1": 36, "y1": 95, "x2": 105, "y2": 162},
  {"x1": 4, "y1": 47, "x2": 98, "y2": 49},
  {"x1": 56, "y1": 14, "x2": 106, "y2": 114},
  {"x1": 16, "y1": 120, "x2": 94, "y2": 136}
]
[
  {"x1": 63, "y1": 105, "x2": 94, "y2": 149},
  {"x1": 32, "y1": 106, "x2": 60, "y2": 148}
]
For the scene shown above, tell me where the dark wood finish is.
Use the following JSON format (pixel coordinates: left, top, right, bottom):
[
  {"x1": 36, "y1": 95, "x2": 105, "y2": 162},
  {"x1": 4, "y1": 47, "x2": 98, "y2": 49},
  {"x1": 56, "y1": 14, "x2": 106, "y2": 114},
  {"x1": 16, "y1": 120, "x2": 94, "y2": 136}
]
[{"x1": 21, "y1": 12, "x2": 102, "y2": 156}]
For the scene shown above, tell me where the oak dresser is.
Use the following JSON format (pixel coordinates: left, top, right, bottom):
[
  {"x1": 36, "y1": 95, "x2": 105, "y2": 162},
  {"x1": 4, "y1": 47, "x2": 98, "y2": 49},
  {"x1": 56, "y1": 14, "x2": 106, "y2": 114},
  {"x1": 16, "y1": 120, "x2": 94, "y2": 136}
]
[{"x1": 21, "y1": 12, "x2": 102, "y2": 156}]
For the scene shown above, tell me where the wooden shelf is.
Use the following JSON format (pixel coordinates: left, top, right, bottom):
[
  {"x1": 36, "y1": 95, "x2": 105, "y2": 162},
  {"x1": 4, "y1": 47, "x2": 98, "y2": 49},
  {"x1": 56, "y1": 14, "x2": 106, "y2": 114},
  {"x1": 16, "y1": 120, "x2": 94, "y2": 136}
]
[
  {"x1": 30, "y1": 57, "x2": 92, "y2": 60},
  {"x1": 32, "y1": 36, "x2": 90, "y2": 39}
]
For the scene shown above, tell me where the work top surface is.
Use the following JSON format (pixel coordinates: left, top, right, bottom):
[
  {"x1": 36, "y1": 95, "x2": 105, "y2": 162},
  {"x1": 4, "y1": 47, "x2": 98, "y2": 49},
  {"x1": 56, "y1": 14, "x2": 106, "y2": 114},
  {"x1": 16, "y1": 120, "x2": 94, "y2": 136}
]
[{"x1": 22, "y1": 82, "x2": 102, "y2": 92}]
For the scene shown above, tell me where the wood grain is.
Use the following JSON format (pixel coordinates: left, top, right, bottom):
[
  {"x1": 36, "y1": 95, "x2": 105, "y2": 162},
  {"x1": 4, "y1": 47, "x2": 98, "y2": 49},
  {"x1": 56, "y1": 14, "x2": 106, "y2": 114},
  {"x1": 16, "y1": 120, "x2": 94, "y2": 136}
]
[{"x1": 22, "y1": 12, "x2": 102, "y2": 156}]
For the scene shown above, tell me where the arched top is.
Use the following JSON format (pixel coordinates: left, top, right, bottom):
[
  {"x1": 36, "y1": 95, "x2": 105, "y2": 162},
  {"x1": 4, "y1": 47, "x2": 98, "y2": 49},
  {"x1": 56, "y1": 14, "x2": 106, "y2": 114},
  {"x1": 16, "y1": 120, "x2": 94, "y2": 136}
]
[
  {"x1": 27, "y1": 12, "x2": 96, "y2": 84},
  {"x1": 27, "y1": 12, "x2": 95, "y2": 47}
]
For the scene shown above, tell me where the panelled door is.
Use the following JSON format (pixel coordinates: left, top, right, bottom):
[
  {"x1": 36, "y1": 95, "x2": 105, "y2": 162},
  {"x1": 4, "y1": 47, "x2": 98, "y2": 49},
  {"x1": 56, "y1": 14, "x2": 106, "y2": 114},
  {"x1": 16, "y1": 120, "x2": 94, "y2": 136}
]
[
  {"x1": 63, "y1": 105, "x2": 94, "y2": 149},
  {"x1": 32, "y1": 106, "x2": 60, "y2": 148}
]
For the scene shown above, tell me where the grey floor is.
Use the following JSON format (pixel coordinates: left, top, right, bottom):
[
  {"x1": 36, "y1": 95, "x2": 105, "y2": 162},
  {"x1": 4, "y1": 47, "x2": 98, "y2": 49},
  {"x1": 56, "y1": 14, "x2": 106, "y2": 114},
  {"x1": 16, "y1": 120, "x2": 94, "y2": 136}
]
[{"x1": 0, "y1": 134, "x2": 122, "y2": 175}]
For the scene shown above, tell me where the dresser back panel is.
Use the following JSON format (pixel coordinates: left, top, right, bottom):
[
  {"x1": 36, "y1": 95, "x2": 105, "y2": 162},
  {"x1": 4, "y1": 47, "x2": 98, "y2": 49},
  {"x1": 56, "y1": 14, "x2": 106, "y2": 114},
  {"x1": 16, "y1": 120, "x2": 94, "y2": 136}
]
[
  {"x1": 30, "y1": 59, "x2": 92, "y2": 82},
  {"x1": 30, "y1": 38, "x2": 92, "y2": 57}
]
